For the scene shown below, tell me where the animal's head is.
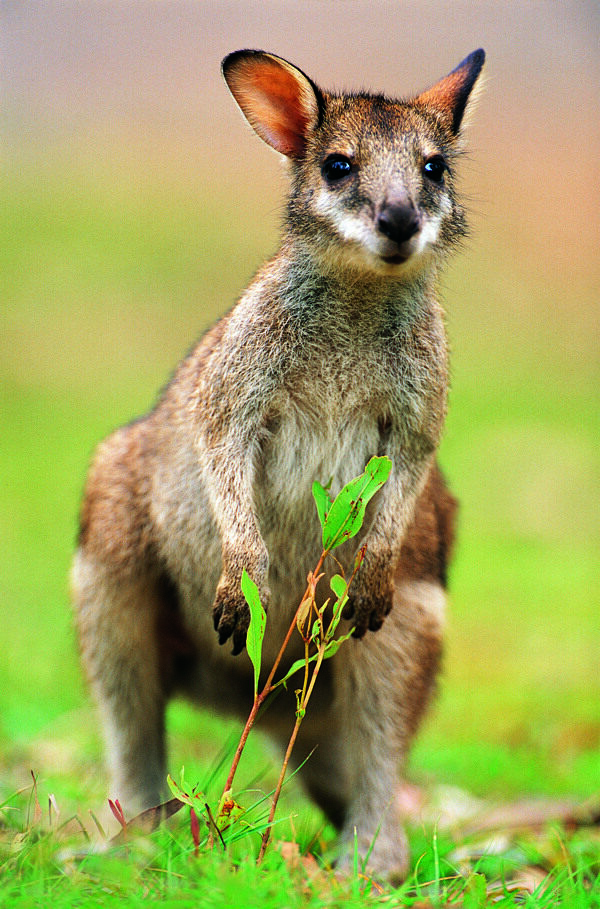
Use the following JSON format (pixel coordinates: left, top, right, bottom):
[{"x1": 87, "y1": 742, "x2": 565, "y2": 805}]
[{"x1": 223, "y1": 49, "x2": 485, "y2": 279}]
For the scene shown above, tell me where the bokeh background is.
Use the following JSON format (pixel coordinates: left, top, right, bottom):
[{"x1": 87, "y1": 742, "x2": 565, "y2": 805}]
[{"x1": 2, "y1": 1, "x2": 598, "y2": 813}]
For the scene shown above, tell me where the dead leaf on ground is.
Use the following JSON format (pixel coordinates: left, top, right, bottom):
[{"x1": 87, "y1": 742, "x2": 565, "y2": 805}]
[
  {"x1": 397, "y1": 782, "x2": 600, "y2": 836},
  {"x1": 109, "y1": 796, "x2": 184, "y2": 843},
  {"x1": 276, "y1": 840, "x2": 322, "y2": 878}
]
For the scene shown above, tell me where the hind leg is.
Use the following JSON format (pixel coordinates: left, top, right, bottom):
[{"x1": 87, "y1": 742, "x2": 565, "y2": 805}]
[
  {"x1": 73, "y1": 550, "x2": 168, "y2": 814},
  {"x1": 271, "y1": 577, "x2": 444, "y2": 879},
  {"x1": 329, "y1": 578, "x2": 445, "y2": 880}
]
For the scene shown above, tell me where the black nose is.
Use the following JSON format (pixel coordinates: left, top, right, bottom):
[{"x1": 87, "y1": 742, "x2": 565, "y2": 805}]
[{"x1": 377, "y1": 202, "x2": 421, "y2": 245}]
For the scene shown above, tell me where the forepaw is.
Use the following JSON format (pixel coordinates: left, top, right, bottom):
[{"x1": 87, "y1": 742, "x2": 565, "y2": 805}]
[
  {"x1": 342, "y1": 583, "x2": 393, "y2": 638},
  {"x1": 212, "y1": 575, "x2": 268, "y2": 655},
  {"x1": 212, "y1": 581, "x2": 251, "y2": 655}
]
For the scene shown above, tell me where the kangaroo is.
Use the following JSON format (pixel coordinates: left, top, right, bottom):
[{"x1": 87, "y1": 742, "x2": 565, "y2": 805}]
[{"x1": 72, "y1": 47, "x2": 484, "y2": 879}]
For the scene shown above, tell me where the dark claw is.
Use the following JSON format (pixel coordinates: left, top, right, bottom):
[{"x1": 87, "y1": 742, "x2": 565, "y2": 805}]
[
  {"x1": 368, "y1": 613, "x2": 384, "y2": 632},
  {"x1": 346, "y1": 585, "x2": 393, "y2": 638},
  {"x1": 351, "y1": 622, "x2": 367, "y2": 639},
  {"x1": 231, "y1": 629, "x2": 246, "y2": 656},
  {"x1": 213, "y1": 590, "x2": 236, "y2": 645},
  {"x1": 213, "y1": 581, "x2": 263, "y2": 656}
]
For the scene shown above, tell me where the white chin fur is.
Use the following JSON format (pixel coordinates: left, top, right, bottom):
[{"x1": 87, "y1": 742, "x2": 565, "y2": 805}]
[{"x1": 314, "y1": 190, "x2": 442, "y2": 276}]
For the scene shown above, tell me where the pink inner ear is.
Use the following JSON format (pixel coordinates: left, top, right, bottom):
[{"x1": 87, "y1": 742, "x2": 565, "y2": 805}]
[
  {"x1": 249, "y1": 71, "x2": 310, "y2": 156},
  {"x1": 416, "y1": 74, "x2": 464, "y2": 132},
  {"x1": 228, "y1": 59, "x2": 316, "y2": 158},
  {"x1": 415, "y1": 51, "x2": 484, "y2": 136},
  {"x1": 424, "y1": 72, "x2": 472, "y2": 126},
  {"x1": 424, "y1": 72, "x2": 462, "y2": 109}
]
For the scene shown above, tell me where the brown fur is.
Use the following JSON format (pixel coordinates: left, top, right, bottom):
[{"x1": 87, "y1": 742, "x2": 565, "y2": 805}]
[{"x1": 72, "y1": 48, "x2": 482, "y2": 880}]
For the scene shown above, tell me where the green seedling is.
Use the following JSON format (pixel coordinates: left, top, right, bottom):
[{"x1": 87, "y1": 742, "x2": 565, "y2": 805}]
[{"x1": 216, "y1": 456, "x2": 391, "y2": 861}]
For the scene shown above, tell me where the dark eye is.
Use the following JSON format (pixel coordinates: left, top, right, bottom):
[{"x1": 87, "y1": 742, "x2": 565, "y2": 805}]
[
  {"x1": 322, "y1": 154, "x2": 353, "y2": 183},
  {"x1": 423, "y1": 156, "x2": 447, "y2": 184}
]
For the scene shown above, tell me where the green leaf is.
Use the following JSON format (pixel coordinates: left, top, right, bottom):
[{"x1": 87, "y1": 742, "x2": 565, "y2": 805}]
[
  {"x1": 322, "y1": 629, "x2": 354, "y2": 659},
  {"x1": 312, "y1": 480, "x2": 333, "y2": 529},
  {"x1": 322, "y1": 456, "x2": 392, "y2": 551},
  {"x1": 330, "y1": 574, "x2": 348, "y2": 601},
  {"x1": 166, "y1": 774, "x2": 204, "y2": 809},
  {"x1": 329, "y1": 574, "x2": 349, "y2": 634},
  {"x1": 275, "y1": 655, "x2": 317, "y2": 690},
  {"x1": 463, "y1": 871, "x2": 487, "y2": 908},
  {"x1": 216, "y1": 789, "x2": 245, "y2": 831},
  {"x1": 241, "y1": 569, "x2": 266, "y2": 696},
  {"x1": 275, "y1": 626, "x2": 355, "y2": 690}
]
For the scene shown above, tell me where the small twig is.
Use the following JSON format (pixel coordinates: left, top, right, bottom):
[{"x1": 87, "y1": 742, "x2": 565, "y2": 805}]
[
  {"x1": 204, "y1": 803, "x2": 226, "y2": 850},
  {"x1": 29, "y1": 770, "x2": 42, "y2": 827},
  {"x1": 460, "y1": 797, "x2": 600, "y2": 837},
  {"x1": 257, "y1": 577, "x2": 332, "y2": 862},
  {"x1": 219, "y1": 553, "x2": 327, "y2": 807}
]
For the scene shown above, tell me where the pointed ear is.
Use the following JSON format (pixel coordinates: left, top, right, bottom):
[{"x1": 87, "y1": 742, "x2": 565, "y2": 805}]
[
  {"x1": 222, "y1": 50, "x2": 322, "y2": 159},
  {"x1": 415, "y1": 49, "x2": 485, "y2": 137}
]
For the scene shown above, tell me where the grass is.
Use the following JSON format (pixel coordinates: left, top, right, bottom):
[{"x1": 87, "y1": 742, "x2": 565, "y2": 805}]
[
  {"x1": 1, "y1": 134, "x2": 598, "y2": 904},
  {"x1": 1, "y1": 775, "x2": 599, "y2": 907},
  {"x1": 2, "y1": 766, "x2": 599, "y2": 908}
]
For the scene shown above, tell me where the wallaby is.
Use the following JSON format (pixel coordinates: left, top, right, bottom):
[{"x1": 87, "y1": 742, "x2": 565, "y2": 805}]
[{"x1": 72, "y1": 47, "x2": 484, "y2": 879}]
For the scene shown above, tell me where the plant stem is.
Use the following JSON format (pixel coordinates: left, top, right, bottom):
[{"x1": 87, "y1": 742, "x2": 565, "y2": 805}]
[
  {"x1": 256, "y1": 714, "x2": 303, "y2": 864},
  {"x1": 221, "y1": 694, "x2": 263, "y2": 796},
  {"x1": 218, "y1": 551, "x2": 327, "y2": 811},
  {"x1": 263, "y1": 551, "x2": 326, "y2": 691},
  {"x1": 256, "y1": 643, "x2": 327, "y2": 863}
]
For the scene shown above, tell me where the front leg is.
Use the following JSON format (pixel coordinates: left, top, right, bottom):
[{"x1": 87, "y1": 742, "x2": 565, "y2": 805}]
[
  {"x1": 213, "y1": 537, "x2": 269, "y2": 655},
  {"x1": 344, "y1": 447, "x2": 434, "y2": 637},
  {"x1": 343, "y1": 549, "x2": 394, "y2": 637},
  {"x1": 202, "y1": 440, "x2": 270, "y2": 655},
  {"x1": 196, "y1": 323, "x2": 287, "y2": 654}
]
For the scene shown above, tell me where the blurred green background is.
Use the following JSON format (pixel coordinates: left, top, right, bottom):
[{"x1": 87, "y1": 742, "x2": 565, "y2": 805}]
[{"x1": 2, "y1": 2, "x2": 598, "y2": 813}]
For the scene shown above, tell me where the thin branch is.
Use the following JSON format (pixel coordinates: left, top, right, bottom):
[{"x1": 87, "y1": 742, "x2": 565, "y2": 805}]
[{"x1": 218, "y1": 551, "x2": 327, "y2": 810}]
